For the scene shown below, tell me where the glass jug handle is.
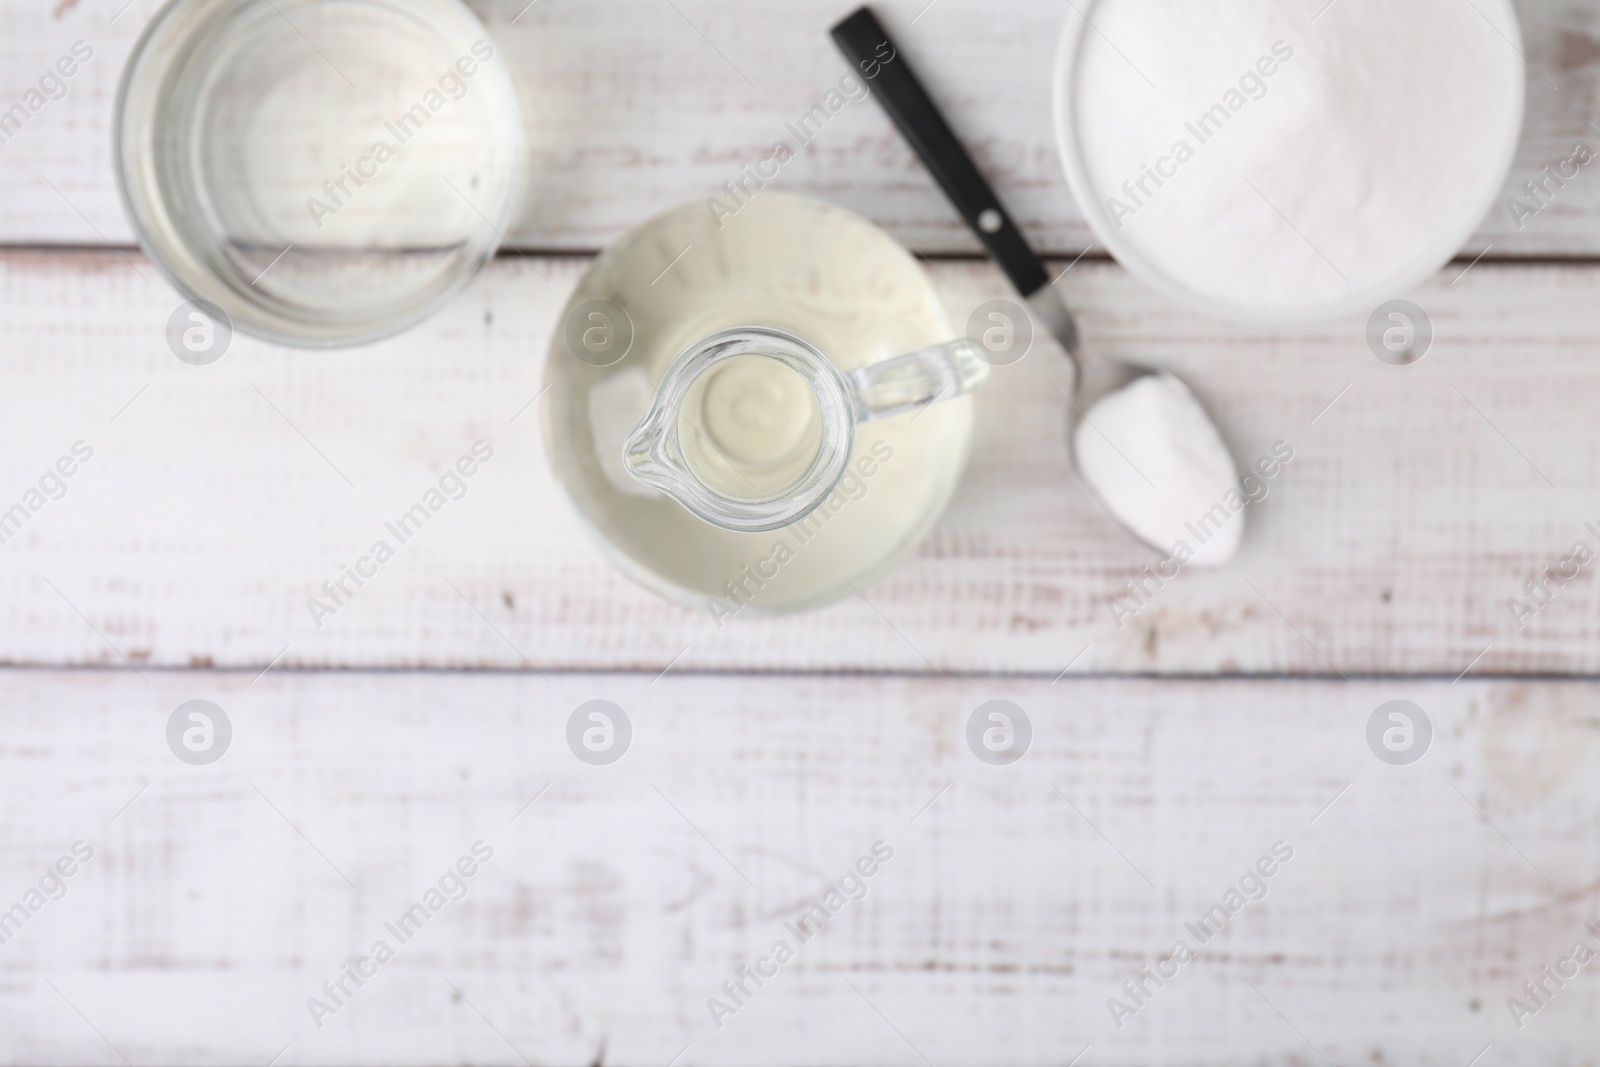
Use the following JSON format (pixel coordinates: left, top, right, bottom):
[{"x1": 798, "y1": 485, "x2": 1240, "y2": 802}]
[{"x1": 847, "y1": 339, "x2": 990, "y2": 423}]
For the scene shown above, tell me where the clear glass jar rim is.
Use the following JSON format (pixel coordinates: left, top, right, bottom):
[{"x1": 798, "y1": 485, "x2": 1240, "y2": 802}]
[{"x1": 622, "y1": 326, "x2": 857, "y2": 534}]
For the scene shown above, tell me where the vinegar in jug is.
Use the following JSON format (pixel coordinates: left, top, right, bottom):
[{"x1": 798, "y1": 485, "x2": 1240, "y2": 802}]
[{"x1": 542, "y1": 193, "x2": 975, "y2": 617}]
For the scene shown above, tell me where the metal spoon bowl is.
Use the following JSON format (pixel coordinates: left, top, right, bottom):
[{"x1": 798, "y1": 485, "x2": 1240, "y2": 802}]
[{"x1": 834, "y1": 7, "x2": 1246, "y2": 565}]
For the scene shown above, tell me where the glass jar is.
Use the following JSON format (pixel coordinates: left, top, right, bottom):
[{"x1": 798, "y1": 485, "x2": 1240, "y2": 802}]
[{"x1": 542, "y1": 193, "x2": 984, "y2": 619}]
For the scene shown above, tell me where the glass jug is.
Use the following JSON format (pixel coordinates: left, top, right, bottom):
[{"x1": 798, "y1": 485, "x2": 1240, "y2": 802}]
[{"x1": 542, "y1": 193, "x2": 987, "y2": 619}]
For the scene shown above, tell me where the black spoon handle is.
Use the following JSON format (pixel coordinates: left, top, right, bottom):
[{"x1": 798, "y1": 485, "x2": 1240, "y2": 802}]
[{"x1": 831, "y1": 6, "x2": 1050, "y2": 298}]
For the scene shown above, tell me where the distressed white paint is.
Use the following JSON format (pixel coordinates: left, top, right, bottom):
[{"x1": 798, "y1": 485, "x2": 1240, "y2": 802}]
[
  {"x1": 1, "y1": 0, "x2": 1598, "y2": 254},
  {"x1": 2, "y1": 672, "x2": 1597, "y2": 1065},
  {"x1": 6, "y1": 4, "x2": 1600, "y2": 1064},
  {"x1": 0, "y1": 252, "x2": 1597, "y2": 674}
]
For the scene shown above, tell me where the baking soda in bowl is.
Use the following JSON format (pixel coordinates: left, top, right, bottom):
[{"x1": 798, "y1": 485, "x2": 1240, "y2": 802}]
[{"x1": 1053, "y1": 0, "x2": 1524, "y2": 322}]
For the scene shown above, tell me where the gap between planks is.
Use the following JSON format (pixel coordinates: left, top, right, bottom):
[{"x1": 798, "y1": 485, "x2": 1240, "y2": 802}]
[
  {"x1": 4, "y1": 664, "x2": 1600, "y2": 683},
  {"x1": 8, "y1": 244, "x2": 1600, "y2": 267}
]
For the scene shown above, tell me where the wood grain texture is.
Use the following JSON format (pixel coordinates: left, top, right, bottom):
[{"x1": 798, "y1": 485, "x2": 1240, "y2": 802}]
[
  {"x1": 6, "y1": 6, "x2": 1600, "y2": 1067},
  {"x1": 4, "y1": 250, "x2": 1600, "y2": 675},
  {"x1": 1, "y1": 670, "x2": 1596, "y2": 1066},
  {"x1": 3, "y1": 0, "x2": 1600, "y2": 255}
]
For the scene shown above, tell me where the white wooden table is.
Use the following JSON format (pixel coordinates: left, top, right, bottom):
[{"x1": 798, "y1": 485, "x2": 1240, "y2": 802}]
[{"x1": 2, "y1": 0, "x2": 1599, "y2": 1063}]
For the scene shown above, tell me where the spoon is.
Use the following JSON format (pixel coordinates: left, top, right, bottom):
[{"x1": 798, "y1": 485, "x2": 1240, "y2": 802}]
[{"x1": 831, "y1": 7, "x2": 1246, "y2": 565}]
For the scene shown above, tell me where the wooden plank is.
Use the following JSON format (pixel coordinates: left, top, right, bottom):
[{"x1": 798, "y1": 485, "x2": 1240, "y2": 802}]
[
  {"x1": 3, "y1": 250, "x2": 1600, "y2": 675},
  {"x1": 3, "y1": 0, "x2": 1599, "y2": 255},
  {"x1": 1, "y1": 670, "x2": 1595, "y2": 1065}
]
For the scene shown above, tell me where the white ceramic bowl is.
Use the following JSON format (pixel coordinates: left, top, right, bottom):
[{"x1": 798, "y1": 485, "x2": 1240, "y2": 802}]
[{"x1": 1051, "y1": 0, "x2": 1525, "y2": 325}]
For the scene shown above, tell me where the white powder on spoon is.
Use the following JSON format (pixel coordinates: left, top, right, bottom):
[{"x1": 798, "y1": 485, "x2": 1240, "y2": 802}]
[
  {"x1": 1063, "y1": 0, "x2": 1523, "y2": 318},
  {"x1": 1074, "y1": 374, "x2": 1242, "y2": 566}
]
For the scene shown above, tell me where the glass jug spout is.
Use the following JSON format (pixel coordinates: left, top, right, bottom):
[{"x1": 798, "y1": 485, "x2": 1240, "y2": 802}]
[{"x1": 623, "y1": 325, "x2": 988, "y2": 533}]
